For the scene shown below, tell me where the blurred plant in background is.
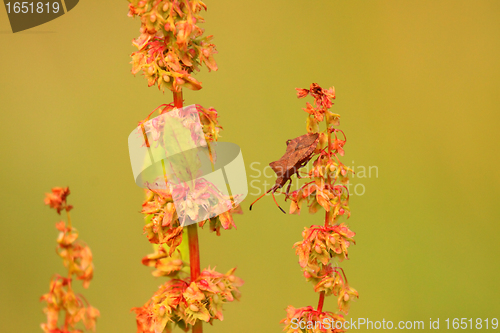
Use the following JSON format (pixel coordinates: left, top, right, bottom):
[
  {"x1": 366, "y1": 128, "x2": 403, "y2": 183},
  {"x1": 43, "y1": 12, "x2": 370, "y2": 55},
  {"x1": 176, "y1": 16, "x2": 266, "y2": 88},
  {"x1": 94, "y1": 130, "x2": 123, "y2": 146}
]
[
  {"x1": 41, "y1": 187, "x2": 99, "y2": 333},
  {"x1": 128, "y1": 1, "x2": 243, "y2": 332}
]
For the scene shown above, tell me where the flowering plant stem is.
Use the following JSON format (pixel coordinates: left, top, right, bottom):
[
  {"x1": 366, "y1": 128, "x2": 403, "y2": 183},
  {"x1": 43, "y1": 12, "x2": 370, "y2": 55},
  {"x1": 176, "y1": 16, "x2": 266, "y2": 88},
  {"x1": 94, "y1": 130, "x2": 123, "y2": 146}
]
[
  {"x1": 270, "y1": 84, "x2": 359, "y2": 332},
  {"x1": 173, "y1": 89, "x2": 203, "y2": 333},
  {"x1": 188, "y1": 221, "x2": 203, "y2": 332},
  {"x1": 129, "y1": 3, "x2": 244, "y2": 331},
  {"x1": 316, "y1": 206, "x2": 329, "y2": 314},
  {"x1": 317, "y1": 291, "x2": 325, "y2": 313},
  {"x1": 65, "y1": 210, "x2": 73, "y2": 276},
  {"x1": 187, "y1": 223, "x2": 201, "y2": 282}
]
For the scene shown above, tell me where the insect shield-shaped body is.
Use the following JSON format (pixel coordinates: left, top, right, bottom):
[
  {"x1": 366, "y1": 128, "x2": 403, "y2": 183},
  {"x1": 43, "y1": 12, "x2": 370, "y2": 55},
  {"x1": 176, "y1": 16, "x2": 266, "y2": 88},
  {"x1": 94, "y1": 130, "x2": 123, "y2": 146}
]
[
  {"x1": 250, "y1": 133, "x2": 320, "y2": 213},
  {"x1": 270, "y1": 133, "x2": 320, "y2": 188}
]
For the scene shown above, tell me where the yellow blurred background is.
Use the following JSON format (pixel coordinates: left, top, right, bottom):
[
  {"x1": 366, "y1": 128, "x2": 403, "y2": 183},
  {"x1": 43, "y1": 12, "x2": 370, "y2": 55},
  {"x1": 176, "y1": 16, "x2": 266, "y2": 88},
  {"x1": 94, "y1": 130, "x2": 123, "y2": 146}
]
[{"x1": 1, "y1": 1, "x2": 499, "y2": 332}]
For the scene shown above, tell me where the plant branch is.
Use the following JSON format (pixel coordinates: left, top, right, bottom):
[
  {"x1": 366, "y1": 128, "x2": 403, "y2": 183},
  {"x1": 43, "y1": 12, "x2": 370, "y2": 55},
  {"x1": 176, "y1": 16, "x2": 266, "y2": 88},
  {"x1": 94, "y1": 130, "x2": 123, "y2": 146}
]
[
  {"x1": 173, "y1": 90, "x2": 183, "y2": 108},
  {"x1": 187, "y1": 223, "x2": 201, "y2": 282},
  {"x1": 317, "y1": 291, "x2": 325, "y2": 313},
  {"x1": 173, "y1": 89, "x2": 203, "y2": 333},
  {"x1": 192, "y1": 320, "x2": 203, "y2": 333},
  {"x1": 66, "y1": 209, "x2": 74, "y2": 277},
  {"x1": 66, "y1": 209, "x2": 72, "y2": 229}
]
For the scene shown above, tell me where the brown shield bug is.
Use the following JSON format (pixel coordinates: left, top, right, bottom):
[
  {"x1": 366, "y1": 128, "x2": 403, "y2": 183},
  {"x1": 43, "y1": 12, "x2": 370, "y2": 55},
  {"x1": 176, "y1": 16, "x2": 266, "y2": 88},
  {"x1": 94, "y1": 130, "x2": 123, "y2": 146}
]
[{"x1": 249, "y1": 132, "x2": 320, "y2": 213}]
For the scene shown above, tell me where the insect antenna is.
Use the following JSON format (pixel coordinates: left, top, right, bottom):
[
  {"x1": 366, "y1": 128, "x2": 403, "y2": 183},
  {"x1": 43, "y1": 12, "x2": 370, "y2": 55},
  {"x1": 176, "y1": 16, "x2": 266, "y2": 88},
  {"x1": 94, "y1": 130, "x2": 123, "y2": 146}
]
[{"x1": 249, "y1": 185, "x2": 286, "y2": 214}]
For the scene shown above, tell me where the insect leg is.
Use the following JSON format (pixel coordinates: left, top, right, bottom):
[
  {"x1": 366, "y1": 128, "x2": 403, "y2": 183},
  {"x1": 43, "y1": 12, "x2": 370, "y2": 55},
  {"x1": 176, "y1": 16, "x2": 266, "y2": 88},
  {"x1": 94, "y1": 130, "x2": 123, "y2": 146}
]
[
  {"x1": 249, "y1": 185, "x2": 277, "y2": 210},
  {"x1": 249, "y1": 185, "x2": 286, "y2": 214},
  {"x1": 296, "y1": 156, "x2": 312, "y2": 179},
  {"x1": 286, "y1": 180, "x2": 292, "y2": 196},
  {"x1": 271, "y1": 190, "x2": 286, "y2": 214}
]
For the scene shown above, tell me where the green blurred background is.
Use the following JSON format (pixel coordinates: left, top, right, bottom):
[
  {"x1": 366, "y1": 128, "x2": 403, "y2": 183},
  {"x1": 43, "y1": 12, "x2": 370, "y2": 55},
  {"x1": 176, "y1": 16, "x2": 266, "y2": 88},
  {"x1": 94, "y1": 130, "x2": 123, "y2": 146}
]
[{"x1": 1, "y1": 1, "x2": 499, "y2": 332}]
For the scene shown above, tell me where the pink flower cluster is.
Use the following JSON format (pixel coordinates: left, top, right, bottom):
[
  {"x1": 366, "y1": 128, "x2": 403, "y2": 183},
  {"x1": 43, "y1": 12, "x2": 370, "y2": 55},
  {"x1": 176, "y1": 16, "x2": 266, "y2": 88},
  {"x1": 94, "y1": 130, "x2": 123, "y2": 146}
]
[
  {"x1": 133, "y1": 267, "x2": 243, "y2": 332},
  {"x1": 128, "y1": 0, "x2": 218, "y2": 92}
]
